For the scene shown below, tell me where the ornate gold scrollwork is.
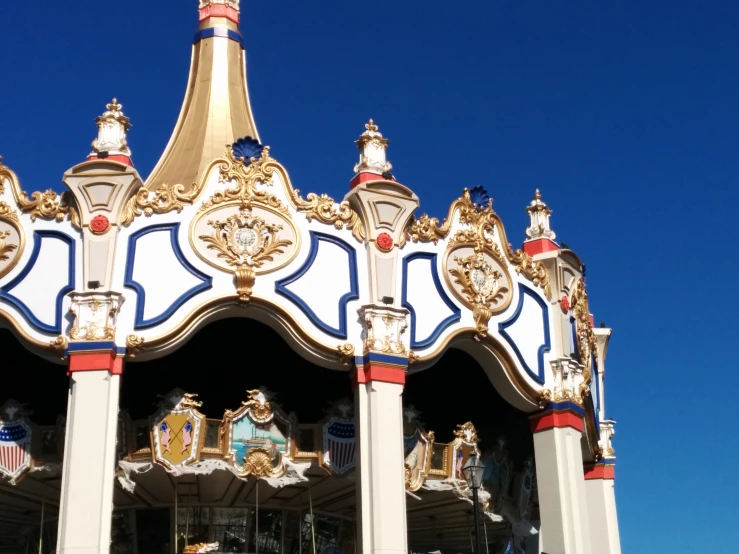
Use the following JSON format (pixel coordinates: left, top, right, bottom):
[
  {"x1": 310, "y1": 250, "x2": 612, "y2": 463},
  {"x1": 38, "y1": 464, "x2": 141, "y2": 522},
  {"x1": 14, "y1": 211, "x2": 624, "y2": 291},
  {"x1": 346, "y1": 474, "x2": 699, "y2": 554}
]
[
  {"x1": 126, "y1": 334, "x2": 145, "y2": 357},
  {"x1": 337, "y1": 343, "x2": 355, "y2": 366},
  {"x1": 241, "y1": 389, "x2": 273, "y2": 423},
  {"x1": 0, "y1": 230, "x2": 17, "y2": 262},
  {"x1": 449, "y1": 253, "x2": 510, "y2": 339},
  {"x1": 290, "y1": 189, "x2": 365, "y2": 243},
  {"x1": 0, "y1": 158, "x2": 80, "y2": 229},
  {"x1": 453, "y1": 421, "x2": 479, "y2": 444},
  {"x1": 121, "y1": 182, "x2": 198, "y2": 227},
  {"x1": 570, "y1": 278, "x2": 597, "y2": 398},
  {"x1": 538, "y1": 388, "x2": 552, "y2": 409},
  {"x1": 407, "y1": 188, "x2": 552, "y2": 300},
  {"x1": 50, "y1": 336, "x2": 68, "y2": 357},
  {"x1": 244, "y1": 448, "x2": 274, "y2": 477},
  {"x1": 234, "y1": 266, "x2": 255, "y2": 303}
]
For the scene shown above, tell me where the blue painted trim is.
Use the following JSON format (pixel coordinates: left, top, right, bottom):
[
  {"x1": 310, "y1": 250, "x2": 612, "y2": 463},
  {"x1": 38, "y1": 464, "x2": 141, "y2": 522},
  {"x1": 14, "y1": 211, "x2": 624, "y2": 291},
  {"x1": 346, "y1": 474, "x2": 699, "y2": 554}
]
[
  {"x1": 546, "y1": 401, "x2": 585, "y2": 416},
  {"x1": 0, "y1": 231, "x2": 75, "y2": 334},
  {"x1": 193, "y1": 26, "x2": 243, "y2": 47},
  {"x1": 124, "y1": 223, "x2": 212, "y2": 330},
  {"x1": 498, "y1": 284, "x2": 551, "y2": 384},
  {"x1": 355, "y1": 352, "x2": 408, "y2": 368},
  {"x1": 600, "y1": 457, "x2": 617, "y2": 465},
  {"x1": 401, "y1": 252, "x2": 460, "y2": 349},
  {"x1": 65, "y1": 341, "x2": 126, "y2": 355},
  {"x1": 275, "y1": 232, "x2": 358, "y2": 339}
]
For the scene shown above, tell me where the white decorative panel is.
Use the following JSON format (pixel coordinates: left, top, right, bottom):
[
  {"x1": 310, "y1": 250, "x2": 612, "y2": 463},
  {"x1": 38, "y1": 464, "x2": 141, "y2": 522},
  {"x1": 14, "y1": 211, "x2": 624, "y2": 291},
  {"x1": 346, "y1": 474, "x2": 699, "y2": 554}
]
[
  {"x1": 402, "y1": 253, "x2": 459, "y2": 349},
  {"x1": 276, "y1": 232, "x2": 358, "y2": 338}
]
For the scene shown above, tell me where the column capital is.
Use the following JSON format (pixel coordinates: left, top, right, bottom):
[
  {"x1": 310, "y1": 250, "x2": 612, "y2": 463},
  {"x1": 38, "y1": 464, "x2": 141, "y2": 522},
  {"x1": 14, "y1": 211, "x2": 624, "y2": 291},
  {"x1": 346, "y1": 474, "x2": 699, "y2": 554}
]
[
  {"x1": 530, "y1": 401, "x2": 585, "y2": 433},
  {"x1": 352, "y1": 352, "x2": 407, "y2": 387},
  {"x1": 67, "y1": 343, "x2": 125, "y2": 376}
]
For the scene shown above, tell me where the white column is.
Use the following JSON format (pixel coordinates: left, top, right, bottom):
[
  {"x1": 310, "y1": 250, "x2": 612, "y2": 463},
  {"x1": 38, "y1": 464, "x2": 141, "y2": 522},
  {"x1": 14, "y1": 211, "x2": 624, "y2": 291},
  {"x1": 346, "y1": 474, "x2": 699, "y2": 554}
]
[
  {"x1": 354, "y1": 361, "x2": 408, "y2": 554},
  {"x1": 531, "y1": 406, "x2": 592, "y2": 554},
  {"x1": 57, "y1": 356, "x2": 122, "y2": 554},
  {"x1": 585, "y1": 464, "x2": 621, "y2": 554}
]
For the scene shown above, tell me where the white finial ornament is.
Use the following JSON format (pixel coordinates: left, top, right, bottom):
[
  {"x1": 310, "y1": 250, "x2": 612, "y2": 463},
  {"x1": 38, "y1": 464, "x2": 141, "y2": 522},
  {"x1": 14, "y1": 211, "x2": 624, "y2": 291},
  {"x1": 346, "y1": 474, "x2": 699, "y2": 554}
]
[
  {"x1": 525, "y1": 189, "x2": 556, "y2": 241},
  {"x1": 354, "y1": 119, "x2": 392, "y2": 175},
  {"x1": 90, "y1": 98, "x2": 131, "y2": 158},
  {"x1": 199, "y1": 0, "x2": 239, "y2": 11}
]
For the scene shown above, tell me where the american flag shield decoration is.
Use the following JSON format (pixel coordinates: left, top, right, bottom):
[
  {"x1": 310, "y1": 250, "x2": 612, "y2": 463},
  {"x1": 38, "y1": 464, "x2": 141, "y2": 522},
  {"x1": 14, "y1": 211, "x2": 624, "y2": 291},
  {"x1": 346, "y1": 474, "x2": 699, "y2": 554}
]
[
  {"x1": 0, "y1": 422, "x2": 31, "y2": 479},
  {"x1": 324, "y1": 418, "x2": 355, "y2": 474}
]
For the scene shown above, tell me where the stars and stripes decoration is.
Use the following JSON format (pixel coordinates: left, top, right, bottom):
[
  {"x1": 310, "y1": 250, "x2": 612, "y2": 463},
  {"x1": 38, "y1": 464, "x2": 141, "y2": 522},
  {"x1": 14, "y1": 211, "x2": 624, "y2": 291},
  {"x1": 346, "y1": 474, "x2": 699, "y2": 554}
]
[
  {"x1": 0, "y1": 421, "x2": 31, "y2": 479},
  {"x1": 323, "y1": 418, "x2": 355, "y2": 474}
]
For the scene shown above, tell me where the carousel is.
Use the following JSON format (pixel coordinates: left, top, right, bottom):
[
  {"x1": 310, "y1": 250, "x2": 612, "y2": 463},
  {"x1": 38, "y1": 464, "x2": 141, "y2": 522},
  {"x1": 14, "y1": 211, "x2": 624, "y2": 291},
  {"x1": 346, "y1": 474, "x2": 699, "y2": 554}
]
[{"x1": 0, "y1": 1, "x2": 620, "y2": 554}]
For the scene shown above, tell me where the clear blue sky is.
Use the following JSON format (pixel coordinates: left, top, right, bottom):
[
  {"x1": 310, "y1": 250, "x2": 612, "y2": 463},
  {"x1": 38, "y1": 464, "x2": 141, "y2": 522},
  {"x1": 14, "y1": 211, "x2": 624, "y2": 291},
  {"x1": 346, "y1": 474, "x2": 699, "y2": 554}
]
[{"x1": 1, "y1": 1, "x2": 737, "y2": 551}]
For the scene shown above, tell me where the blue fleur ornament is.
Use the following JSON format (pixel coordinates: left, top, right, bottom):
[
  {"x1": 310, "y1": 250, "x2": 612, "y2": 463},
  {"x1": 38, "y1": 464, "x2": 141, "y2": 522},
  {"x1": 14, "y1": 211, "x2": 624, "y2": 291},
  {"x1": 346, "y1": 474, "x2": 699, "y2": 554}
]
[
  {"x1": 232, "y1": 136, "x2": 264, "y2": 165},
  {"x1": 468, "y1": 185, "x2": 491, "y2": 208}
]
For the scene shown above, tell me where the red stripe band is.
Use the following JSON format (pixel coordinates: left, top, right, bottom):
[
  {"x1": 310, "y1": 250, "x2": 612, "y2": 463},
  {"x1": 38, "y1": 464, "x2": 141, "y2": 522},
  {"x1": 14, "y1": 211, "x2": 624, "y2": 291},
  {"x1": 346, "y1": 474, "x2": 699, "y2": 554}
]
[
  {"x1": 68, "y1": 352, "x2": 123, "y2": 376},
  {"x1": 584, "y1": 463, "x2": 615, "y2": 480},
  {"x1": 352, "y1": 364, "x2": 406, "y2": 387},
  {"x1": 199, "y1": 5, "x2": 239, "y2": 24},
  {"x1": 530, "y1": 410, "x2": 584, "y2": 433}
]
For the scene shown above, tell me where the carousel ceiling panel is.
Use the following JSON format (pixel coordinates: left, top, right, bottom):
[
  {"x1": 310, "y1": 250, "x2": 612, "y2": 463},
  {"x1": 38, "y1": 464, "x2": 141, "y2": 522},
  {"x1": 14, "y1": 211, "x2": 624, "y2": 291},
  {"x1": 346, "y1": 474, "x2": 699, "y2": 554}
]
[
  {"x1": 401, "y1": 252, "x2": 460, "y2": 349},
  {"x1": 275, "y1": 232, "x2": 358, "y2": 339},
  {"x1": 0, "y1": 231, "x2": 75, "y2": 334},
  {"x1": 498, "y1": 284, "x2": 551, "y2": 384},
  {"x1": 124, "y1": 223, "x2": 212, "y2": 329}
]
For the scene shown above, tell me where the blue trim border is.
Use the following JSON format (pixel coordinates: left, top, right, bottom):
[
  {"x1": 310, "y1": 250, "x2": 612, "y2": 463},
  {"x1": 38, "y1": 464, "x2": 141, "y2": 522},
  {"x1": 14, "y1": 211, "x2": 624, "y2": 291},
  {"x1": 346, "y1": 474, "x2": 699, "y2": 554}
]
[
  {"x1": 275, "y1": 231, "x2": 358, "y2": 339},
  {"x1": 0, "y1": 231, "x2": 75, "y2": 334},
  {"x1": 498, "y1": 284, "x2": 551, "y2": 384},
  {"x1": 401, "y1": 252, "x2": 460, "y2": 349},
  {"x1": 194, "y1": 26, "x2": 243, "y2": 47},
  {"x1": 124, "y1": 223, "x2": 212, "y2": 330},
  {"x1": 65, "y1": 341, "x2": 126, "y2": 356},
  {"x1": 355, "y1": 352, "x2": 408, "y2": 368}
]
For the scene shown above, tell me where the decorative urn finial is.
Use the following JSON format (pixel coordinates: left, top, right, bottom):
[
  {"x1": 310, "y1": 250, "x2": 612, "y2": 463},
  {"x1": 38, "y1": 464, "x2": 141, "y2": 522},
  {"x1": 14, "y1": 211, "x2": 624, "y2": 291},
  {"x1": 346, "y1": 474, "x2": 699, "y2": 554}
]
[
  {"x1": 89, "y1": 98, "x2": 132, "y2": 162},
  {"x1": 354, "y1": 118, "x2": 392, "y2": 176},
  {"x1": 525, "y1": 188, "x2": 556, "y2": 241}
]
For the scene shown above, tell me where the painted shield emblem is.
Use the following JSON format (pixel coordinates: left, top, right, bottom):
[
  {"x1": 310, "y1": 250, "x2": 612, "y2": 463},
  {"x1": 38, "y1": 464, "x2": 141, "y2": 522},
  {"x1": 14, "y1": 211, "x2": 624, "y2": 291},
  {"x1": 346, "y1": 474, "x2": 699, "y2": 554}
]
[
  {"x1": 0, "y1": 421, "x2": 31, "y2": 479},
  {"x1": 153, "y1": 411, "x2": 200, "y2": 470},
  {"x1": 323, "y1": 418, "x2": 355, "y2": 474}
]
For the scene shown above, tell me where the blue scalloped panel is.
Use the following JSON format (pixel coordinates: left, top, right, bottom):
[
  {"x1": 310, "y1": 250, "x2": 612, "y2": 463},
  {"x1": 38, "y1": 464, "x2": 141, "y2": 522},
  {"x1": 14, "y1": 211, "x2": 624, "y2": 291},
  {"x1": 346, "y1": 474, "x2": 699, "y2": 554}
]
[
  {"x1": 124, "y1": 223, "x2": 212, "y2": 330},
  {"x1": 402, "y1": 252, "x2": 460, "y2": 349},
  {"x1": 275, "y1": 232, "x2": 358, "y2": 339},
  {"x1": 0, "y1": 231, "x2": 75, "y2": 334},
  {"x1": 498, "y1": 284, "x2": 551, "y2": 383}
]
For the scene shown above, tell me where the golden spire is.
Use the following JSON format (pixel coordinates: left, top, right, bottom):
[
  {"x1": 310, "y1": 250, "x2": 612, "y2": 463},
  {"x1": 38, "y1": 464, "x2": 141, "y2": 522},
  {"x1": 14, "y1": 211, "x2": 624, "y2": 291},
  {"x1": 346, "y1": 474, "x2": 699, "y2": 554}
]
[{"x1": 146, "y1": 0, "x2": 258, "y2": 192}]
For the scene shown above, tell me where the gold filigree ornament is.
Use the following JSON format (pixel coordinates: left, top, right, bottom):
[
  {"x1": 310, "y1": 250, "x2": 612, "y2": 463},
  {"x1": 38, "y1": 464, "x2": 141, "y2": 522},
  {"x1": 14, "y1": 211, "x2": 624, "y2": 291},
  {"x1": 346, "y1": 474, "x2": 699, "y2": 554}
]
[
  {"x1": 454, "y1": 421, "x2": 479, "y2": 444},
  {"x1": 0, "y1": 202, "x2": 24, "y2": 279},
  {"x1": 337, "y1": 343, "x2": 355, "y2": 366},
  {"x1": 126, "y1": 334, "x2": 145, "y2": 357},
  {"x1": 197, "y1": 204, "x2": 295, "y2": 302},
  {"x1": 407, "y1": 188, "x2": 552, "y2": 300},
  {"x1": 120, "y1": 182, "x2": 199, "y2": 227},
  {"x1": 0, "y1": 158, "x2": 80, "y2": 229},
  {"x1": 290, "y1": 189, "x2": 365, "y2": 243},
  {"x1": 449, "y1": 252, "x2": 510, "y2": 339},
  {"x1": 241, "y1": 389, "x2": 273, "y2": 423},
  {"x1": 570, "y1": 278, "x2": 597, "y2": 398},
  {"x1": 244, "y1": 448, "x2": 274, "y2": 478}
]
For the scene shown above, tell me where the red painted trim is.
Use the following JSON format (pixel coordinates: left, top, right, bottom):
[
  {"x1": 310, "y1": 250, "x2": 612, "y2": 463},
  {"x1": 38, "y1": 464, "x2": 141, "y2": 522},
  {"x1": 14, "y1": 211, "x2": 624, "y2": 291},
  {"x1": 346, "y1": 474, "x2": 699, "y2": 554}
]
[
  {"x1": 522, "y1": 238, "x2": 559, "y2": 256},
  {"x1": 352, "y1": 364, "x2": 406, "y2": 387},
  {"x1": 584, "y1": 464, "x2": 615, "y2": 480},
  {"x1": 199, "y1": 5, "x2": 239, "y2": 24},
  {"x1": 589, "y1": 314, "x2": 595, "y2": 327},
  {"x1": 530, "y1": 410, "x2": 583, "y2": 433},
  {"x1": 350, "y1": 172, "x2": 383, "y2": 189},
  {"x1": 68, "y1": 352, "x2": 123, "y2": 376},
  {"x1": 86, "y1": 154, "x2": 133, "y2": 166}
]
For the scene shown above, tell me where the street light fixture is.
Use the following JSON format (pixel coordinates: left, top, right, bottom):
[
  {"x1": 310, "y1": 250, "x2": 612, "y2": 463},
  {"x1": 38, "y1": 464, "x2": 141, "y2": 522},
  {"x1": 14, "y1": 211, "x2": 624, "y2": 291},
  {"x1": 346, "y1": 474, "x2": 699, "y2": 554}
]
[{"x1": 462, "y1": 451, "x2": 485, "y2": 554}]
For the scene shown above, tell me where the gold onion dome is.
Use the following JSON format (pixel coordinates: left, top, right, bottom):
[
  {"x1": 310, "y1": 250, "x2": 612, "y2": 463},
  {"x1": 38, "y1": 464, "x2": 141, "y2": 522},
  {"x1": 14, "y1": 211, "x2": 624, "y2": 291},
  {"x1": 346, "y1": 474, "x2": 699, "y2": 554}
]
[{"x1": 146, "y1": 0, "x2": 258, "y2": 193}]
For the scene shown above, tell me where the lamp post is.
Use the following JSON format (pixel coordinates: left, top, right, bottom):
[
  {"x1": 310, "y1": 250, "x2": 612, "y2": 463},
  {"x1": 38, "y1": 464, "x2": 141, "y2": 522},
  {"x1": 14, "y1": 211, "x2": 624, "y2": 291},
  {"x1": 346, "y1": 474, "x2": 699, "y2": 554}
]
[{"x1": 462, "y1": 451, "x2": 485, "y2": 554}]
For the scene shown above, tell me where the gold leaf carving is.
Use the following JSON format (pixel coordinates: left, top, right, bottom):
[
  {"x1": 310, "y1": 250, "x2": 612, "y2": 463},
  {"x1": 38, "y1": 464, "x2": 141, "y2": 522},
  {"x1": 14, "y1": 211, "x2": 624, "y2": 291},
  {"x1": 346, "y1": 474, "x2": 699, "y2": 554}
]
[
  {"x1": 0, "y1": 160, "x2": 80, "y2": 229},
  {"x1": 571, "y1": 278, "x2": 597, "y2": 398},
  {"x1": 338, "y1": 343, "x2": 355, "y2": 366},
  {"x1": 242, "y1": 389, "x2": 272, "y2": 423},
  {"x1": 244, "y1": 448, "x2": 274, "y2": 477},
  {"x1": 50, "y1": 336, "x2": 68, "y2": 357},
  {"x1": 454, "y1": 421, "x2": 479, "y2": 443},
  {"x1": 126, "y1": 334, "x2": 145, "y2": 357},
  {"x1": 234, "y1": 266, "x2": 255, "y2": 303},
  {"x1": 290, "y1": 189, "x2": 365, "y2": 243},
  {"x1": 121, "y1": 183, "x2": 198, "y2": 227},
  {"x1": 0, "y1": 230, "x2": 17, "y2": 262}
]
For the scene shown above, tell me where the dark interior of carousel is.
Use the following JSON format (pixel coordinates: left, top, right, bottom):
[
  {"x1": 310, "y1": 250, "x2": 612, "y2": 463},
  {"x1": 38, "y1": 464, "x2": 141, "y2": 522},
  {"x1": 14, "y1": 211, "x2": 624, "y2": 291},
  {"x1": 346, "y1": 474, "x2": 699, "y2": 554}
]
[{"x1": 0, "y1": 318, "x2": 536, "y2": 554}]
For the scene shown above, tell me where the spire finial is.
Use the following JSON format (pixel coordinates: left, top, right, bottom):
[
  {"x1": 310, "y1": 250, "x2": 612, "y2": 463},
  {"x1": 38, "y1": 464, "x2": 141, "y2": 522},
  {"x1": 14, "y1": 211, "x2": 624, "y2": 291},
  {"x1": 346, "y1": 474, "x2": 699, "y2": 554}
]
[
  {"x1": 89, "y1": 98, "x2": 132, "y2": 161},
  {"x1": 354, "y1": 118, "x2": 392, "y2": 176},
  {"x1": 525, "y1": 188, "x2": 556, "y2": 241}
]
